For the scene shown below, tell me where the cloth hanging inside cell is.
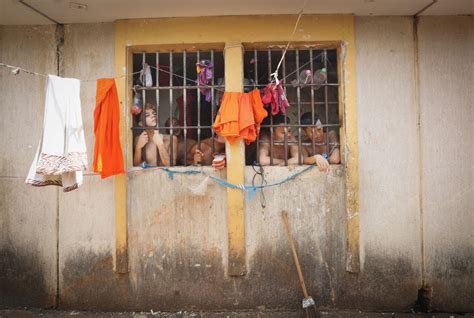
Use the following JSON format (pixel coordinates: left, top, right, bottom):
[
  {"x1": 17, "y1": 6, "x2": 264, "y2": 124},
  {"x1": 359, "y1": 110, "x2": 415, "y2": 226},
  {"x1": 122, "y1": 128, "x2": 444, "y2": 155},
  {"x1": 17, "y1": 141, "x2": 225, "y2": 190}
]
[{"x1": 196, "y1": 60, "x2": 213, "y2": 102}]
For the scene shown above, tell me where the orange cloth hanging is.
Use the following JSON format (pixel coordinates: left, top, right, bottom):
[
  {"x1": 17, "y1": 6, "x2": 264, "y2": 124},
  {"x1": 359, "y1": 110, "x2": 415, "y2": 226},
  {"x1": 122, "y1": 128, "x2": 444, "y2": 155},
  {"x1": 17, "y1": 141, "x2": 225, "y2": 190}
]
[
  {"x1": 213, "y1": 89, "x2": 267, "y2": 145},
  {"x1": 250, "y1": 88, "x2": 267, "y2": 134},
  {"x1": 92, "y1": 78, "x2": 125, "y2": 178}
]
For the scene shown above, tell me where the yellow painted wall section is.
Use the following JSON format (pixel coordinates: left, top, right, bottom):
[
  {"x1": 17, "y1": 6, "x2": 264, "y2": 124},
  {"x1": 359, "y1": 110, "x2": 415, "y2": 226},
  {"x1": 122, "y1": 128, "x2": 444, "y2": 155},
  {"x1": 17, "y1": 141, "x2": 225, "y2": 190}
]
[
  {"x1": 114, "y1": 37, "x2": 129, "y2": 274},
  {"x1": 224, "y1": 43, "x2": 246, "y2": 276},
  {"x1": 114, "y1": 14, "x2": 360, "y2": 272}
]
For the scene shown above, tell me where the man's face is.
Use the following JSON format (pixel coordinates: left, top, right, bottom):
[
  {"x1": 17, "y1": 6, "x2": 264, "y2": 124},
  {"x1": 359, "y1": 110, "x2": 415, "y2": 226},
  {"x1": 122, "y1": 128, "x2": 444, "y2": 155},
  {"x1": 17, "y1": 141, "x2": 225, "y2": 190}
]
[
  {"x1": 303, "y1": 126, "x2": 324, "y2": 143},
  {"x1": 168, "y1": 118, "x2": 182, "y2": 136},
  {"x1": 145, "y1": 108, "x2": 157, "y2": 127},
  {"x1": 273, "y1": 125, "x2": 292, "y2": 140}
]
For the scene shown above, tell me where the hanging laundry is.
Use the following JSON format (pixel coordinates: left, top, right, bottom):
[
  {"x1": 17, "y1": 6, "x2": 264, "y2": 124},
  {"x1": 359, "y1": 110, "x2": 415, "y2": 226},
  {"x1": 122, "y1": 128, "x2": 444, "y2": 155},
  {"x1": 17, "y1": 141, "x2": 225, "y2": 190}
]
[
  {"x1": 92, "y1": 78, "x2": 125, "y2": 179},
  {"x1": 196, "y1": 60, "x2": 213, "y2": 102},
  {"x1": 25, "y1": 75, "x2": 88, "y2": 192},
  {"x1": 140, "y1": 63, "x2": 153, "y2": 87},
  {"x1": 250, "y1": 88, "x2": 267, "y2": 135},
  {"x1": 261, "y1": 81, "x2": 290, "y2": 115},
  {"x1": 213, "y1": 89, "x2": 267, "y2": 145}
]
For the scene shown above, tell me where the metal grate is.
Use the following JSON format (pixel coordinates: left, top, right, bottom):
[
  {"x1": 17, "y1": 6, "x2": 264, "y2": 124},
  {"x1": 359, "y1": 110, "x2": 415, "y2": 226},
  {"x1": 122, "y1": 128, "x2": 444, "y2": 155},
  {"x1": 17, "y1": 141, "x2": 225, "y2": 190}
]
[
  {"x1": 243, "y1": 47, "x2": 341, "y2": 166},
  {"x1": 131, "y1": 49, "x2": 225, "y2": 167}
]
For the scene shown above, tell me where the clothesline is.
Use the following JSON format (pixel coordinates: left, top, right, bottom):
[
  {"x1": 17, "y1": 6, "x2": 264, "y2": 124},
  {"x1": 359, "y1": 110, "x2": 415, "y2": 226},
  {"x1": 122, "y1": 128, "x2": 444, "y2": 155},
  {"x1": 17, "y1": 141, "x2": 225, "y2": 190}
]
[
  {"x1": 0, "y1": 62, "x2": 143, "y2": 82},
  {"x1": 1, "y1": 53, "x2": 327, "y2": 93}
]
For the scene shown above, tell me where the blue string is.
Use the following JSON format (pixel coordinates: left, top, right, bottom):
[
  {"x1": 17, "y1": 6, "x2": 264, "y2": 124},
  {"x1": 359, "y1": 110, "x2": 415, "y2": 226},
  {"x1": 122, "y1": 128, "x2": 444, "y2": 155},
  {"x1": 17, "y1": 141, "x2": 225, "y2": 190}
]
[
  {"x1": 141, "y1": 161, "x2": 316, "y2": 199},
  {"x1": 208, "y1": 164, "x2": 316, "y2": 200},
  {"x1": 140, "y1": 162, "x2": 202, "y2": 180}
]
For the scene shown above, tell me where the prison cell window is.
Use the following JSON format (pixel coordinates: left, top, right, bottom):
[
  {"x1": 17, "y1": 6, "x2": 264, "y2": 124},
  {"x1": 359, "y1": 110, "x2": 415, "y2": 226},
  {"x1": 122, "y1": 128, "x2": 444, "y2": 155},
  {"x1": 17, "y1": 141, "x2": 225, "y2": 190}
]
[
  {"x1": 243, "y1": 46, "x2": 341, "y2": 167},
  {"x1": 131, "y1": 48, "x2": 225, "y2": 167}
]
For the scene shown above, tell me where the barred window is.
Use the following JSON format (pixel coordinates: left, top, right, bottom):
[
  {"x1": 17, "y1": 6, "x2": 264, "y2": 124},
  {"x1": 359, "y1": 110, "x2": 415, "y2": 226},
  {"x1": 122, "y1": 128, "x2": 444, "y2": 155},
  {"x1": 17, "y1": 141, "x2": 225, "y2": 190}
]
[
  {"x1": 243, "y1": 46, "x2": 341, "y2": 166},
  {"x1": 131, "y1": 48, "x2": 225, "y2": 167}
]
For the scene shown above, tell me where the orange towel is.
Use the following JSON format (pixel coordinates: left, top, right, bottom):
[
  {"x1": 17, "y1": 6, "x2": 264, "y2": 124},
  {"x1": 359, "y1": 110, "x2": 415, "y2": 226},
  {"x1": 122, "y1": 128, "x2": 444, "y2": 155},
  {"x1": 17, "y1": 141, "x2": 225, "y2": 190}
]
[
  {"x1": 213, "y1": 89, "x2": 267, "y2": 144},
  {"x1": 250, "y1": 88, "x2": 267, "y2": 132},
  {"x1": 93, "y1": 78, "x2": 125, "y2": 178}
]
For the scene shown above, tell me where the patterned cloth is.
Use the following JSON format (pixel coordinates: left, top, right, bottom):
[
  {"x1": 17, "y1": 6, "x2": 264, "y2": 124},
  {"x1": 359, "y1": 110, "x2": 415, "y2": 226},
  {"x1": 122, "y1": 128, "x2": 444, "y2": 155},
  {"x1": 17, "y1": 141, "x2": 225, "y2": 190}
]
[{"x1": 26, "y1": 75, "x2": 88, "y2": 192}]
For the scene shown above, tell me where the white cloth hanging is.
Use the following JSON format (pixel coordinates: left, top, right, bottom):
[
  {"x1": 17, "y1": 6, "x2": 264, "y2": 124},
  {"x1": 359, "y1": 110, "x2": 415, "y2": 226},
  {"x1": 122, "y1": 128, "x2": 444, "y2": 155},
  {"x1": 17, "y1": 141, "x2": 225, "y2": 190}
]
[{"x1": 25, "y1": 75, "x2": 88, "y2": 192}]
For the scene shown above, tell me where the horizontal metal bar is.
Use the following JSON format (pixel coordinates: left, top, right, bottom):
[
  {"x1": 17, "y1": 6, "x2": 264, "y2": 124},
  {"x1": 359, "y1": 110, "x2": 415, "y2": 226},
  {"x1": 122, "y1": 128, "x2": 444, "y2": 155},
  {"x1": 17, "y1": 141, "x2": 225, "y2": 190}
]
[
  {"x1": 136, "y1": 85, "x2": 225, "y2": 90},
  {"x1": 260, "y1": 124, "x2": 340, "y2": 128},
  {"x1": 131, "y1": 126, "x2": 214, "y2": 130},
  {"x1": 243, "y1": 83, "x2": 339, "y2": 88},
  {"x1": 257, "y1": 140, "x2": 339, "y2": 146}
]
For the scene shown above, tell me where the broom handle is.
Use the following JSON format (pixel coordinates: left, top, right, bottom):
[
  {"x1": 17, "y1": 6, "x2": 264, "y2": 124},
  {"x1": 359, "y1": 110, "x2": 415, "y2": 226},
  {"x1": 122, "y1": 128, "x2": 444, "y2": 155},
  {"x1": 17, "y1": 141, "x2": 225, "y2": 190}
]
[{"x1": 282, "y1": 211, "x2": 309, "y2": 298}]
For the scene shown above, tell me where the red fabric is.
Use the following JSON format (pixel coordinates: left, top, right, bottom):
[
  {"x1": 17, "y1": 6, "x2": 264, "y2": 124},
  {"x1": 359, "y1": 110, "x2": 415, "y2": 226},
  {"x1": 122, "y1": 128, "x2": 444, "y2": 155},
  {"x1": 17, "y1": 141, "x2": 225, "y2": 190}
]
[
  {"x1": 93, "y1": 78, "x2": 125, "y2": 179},
  {"x1": 261, "y1": 82, "x2": 289, "y2": 115}
]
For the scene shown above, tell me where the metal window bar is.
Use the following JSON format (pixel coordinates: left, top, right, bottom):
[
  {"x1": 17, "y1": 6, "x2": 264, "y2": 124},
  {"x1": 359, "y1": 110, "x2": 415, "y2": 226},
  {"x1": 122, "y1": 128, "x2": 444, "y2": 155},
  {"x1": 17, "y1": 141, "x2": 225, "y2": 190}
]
[
  {"x1": 282, "y1": 49, "x2": 288, "y2": 166},
  {"x1": 324, "y1": 49, "x2": 329, "y2": 158},
  {"x1": 267, "y1": 50, "x2": 273, "y2": 166},
  {"x1": 141, "y1": 52, "x2": 147, "y2": 163},
  {"x1": 169, "y1": 52, "x2": 174, "y2": 166},
  {"x1": 183, "y1": 51, "x2": 188, "y2": 166},
  {"x1": 254, "y1": 49, "x2": 260, "y2": 164},
  {"x1": 196, "y1": 51, "x2": 201, "y2": 150},
  {"x1": 296, "y1": 49, "x2": 302, "y2": 165},
  {"x1": 310, "y1": 49, "x2": 316, "y2": 156},
  {"x1": 156, "y1": 52, "x2": 160, "y2": 132},
  {"x1": 210, "y1": 49, "x2": 215, "y2": 155}
]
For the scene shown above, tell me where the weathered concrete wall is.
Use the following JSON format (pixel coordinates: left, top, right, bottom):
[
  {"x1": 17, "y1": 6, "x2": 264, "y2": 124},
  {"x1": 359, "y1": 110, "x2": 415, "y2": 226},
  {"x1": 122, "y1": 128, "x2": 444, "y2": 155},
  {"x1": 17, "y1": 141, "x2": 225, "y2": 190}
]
[
  {"x1": 1, "y1": 16, "x2": 472, "y2": 313},
  {"x1": 58, "y1": 23, "x2": 118, "y2": 309},
  {"x1": 0, "y1": 25, "x2": 59, "y2": 308},
  {"x1": 417, "y1": 16, "x2": 473, "y2": 312},
  {"x1": 354, "y1": 16, "x2": 422, "y2": 310}
]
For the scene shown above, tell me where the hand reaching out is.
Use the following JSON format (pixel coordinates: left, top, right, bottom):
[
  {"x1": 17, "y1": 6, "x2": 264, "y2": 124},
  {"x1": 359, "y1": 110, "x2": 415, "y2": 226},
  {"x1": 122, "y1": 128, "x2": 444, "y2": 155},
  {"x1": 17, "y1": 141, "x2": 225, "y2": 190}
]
[{"x1": 314, "y1": 154, "x2": 329, "y2": 172}]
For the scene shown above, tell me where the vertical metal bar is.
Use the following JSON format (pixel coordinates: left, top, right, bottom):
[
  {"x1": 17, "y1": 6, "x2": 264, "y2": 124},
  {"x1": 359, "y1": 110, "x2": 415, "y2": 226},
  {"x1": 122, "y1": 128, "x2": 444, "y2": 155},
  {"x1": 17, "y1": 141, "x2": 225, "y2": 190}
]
[
  {"x1": 141, "y1": 53, "x2": 147, "y2": 166},
  {"x1": 197, "y1": 51, "x2": 201, "y2": 149},
  {"x1": 254, "y1": 48, "x2": 260, "y2": 164},
  {"x1": 210, "y1": 49, "x2": 215, "y2": 155},
  {"x1": 310, "y1": 49, "x2": 316, "y2": 156},
  {"x1": 183, "y1": 50, "x2": 187, "y2": 166},
  {"x1": 282, "y1": 49, "x2": 288, "y2": 166},
  {"x1": 296, "y1": 49, "x2": 302, "y2": 165},
  {"x1": 141, "y1": 52, "x2": 146, "y2": 132},
  {"x1": 169, "y1": 51, "x2": 174, "y2": 166},
  {"x1": 155, "y1": 52, "x2": 160, "y2": 130},
  {"x1": 268, "y1": 49, "x2": 273, "y2": 165},
  {"x1": 324, "y1": 49, "x2": 329, "y2": 156}
]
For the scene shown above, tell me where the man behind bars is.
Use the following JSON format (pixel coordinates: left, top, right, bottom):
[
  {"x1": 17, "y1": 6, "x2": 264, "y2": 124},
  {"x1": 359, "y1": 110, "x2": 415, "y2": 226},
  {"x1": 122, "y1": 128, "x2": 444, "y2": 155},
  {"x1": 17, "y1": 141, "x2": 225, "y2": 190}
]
[
  {"x1": 258, "y1": 114, "x2": 299, "y2": 166},
  {"x1": 133, "y1": 103, "x2": 178, "y2": 167},
  {"x1": 300, "y1": 112, "x2": 340, "y2": 172}
]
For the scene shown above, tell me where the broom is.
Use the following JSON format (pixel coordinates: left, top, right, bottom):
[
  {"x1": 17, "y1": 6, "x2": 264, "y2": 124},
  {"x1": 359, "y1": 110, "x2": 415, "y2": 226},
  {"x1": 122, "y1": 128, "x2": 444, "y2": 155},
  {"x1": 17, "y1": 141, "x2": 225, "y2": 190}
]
[{"x1": 282, "y1": 211, "x2": 320, "y2": 318}]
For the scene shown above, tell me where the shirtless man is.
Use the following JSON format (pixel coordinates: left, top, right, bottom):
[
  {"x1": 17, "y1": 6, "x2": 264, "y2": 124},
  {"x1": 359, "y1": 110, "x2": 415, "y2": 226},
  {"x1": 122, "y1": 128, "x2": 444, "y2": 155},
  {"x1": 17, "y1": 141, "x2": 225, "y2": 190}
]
[
  {"x1": 164, "y1": 117, "x2": 226, "y2": 169},
  {"x1": 192, "y1": 134, "x2": 226, "y2": 169},
  {"x1": 259, "y1": 115, "x2": 299, "y2": 166},
  {"x1": 164, "y1": 117, "x2": 196, "y2": 166},
  {"x1": 133, "y1": 103, "x2": 178, "y2": 166},
  {"x1": 300, "y1": 112, "x2": 340, "y2": 172}
]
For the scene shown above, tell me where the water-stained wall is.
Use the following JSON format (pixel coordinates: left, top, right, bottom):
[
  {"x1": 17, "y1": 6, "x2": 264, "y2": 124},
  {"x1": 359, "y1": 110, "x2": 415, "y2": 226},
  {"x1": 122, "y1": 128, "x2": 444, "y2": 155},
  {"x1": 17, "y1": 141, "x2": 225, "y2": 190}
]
[{"x1": 0, "y1": 15, "x2": 472, "y2": 312}]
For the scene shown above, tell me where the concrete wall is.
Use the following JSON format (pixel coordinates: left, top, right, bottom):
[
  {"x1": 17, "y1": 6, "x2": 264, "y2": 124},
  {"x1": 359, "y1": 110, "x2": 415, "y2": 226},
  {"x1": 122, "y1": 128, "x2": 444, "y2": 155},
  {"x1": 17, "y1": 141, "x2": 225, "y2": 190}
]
[
  {"x1": 1, "y1": 16, "x2": 472, "y2": 313},
  {"x1": 417, "y1": 16, "x2": 473, "y2": 312},
  {"x1": 0, "y1": 25, "x2": 58, "y2": 308},
  {"x1": 354, "y1": 16, "x2": 422, "y2": 309}
]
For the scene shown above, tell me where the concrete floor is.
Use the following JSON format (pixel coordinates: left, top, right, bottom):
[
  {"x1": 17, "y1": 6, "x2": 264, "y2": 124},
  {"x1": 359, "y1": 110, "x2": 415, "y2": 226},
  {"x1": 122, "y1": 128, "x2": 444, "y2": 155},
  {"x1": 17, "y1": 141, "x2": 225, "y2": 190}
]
[{"x1": 0, "y1": 309, "x2": 470, "y2": 318}]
